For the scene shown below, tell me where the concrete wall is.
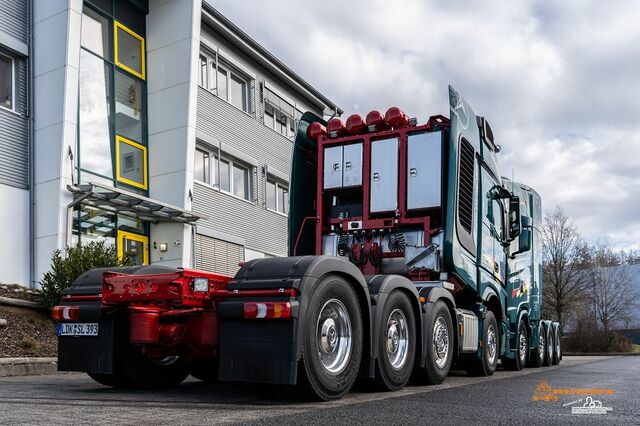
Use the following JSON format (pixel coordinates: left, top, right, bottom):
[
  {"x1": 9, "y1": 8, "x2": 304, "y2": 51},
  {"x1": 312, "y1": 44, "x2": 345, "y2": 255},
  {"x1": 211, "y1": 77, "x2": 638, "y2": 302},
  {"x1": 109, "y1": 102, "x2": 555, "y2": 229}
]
[
  {"x1": 0, "y1": 185, "x2": 29, "y2": 284},
  {"x1": 146, "y1": 0, "x2": 202, "y2": 268},
  {"x1": 33, "y1": 0, "x2": 82, "y2": 283}
]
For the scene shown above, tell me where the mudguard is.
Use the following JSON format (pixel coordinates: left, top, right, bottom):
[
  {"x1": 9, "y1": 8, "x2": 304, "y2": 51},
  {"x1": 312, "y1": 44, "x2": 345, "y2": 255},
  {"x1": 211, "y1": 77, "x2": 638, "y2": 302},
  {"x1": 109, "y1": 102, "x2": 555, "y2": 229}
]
[
  {"x1": 367, "y1": 275, "x2": 421, "y2": 376},
  {"x1": 218, "y1": 256, "x2": 373, "y2": 385}
]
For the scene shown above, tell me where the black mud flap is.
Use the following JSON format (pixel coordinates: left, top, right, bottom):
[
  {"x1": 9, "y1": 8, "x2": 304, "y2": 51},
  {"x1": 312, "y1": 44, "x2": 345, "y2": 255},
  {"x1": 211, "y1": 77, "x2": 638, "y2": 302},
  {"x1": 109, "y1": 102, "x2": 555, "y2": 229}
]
[{"x1": 58, "y1": 314, "x2": 116, "y2": 374}]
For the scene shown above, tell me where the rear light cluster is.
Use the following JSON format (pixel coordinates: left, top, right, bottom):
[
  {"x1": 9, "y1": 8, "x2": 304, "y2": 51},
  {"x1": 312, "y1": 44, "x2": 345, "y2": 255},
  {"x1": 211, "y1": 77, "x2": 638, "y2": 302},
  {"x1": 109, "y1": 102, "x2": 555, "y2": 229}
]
[
  {"x1": 243, "y1": 302, "x2": 291, "y2": 319},
  {"x1": 307, "y1": 106, "x2": 418, "y2": 141},
  {"x1": 51, "y1": 306, "x2": 79, "y2": 322}
]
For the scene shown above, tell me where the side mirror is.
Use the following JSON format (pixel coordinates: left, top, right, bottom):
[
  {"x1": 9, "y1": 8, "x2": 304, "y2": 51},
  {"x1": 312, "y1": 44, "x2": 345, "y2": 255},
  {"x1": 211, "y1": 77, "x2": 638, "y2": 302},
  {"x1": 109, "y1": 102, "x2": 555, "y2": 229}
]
[
  {"x1": 511, "y1": 228, "x2": 532, "y2": 258},
  {"x1": 508, "y1": 195, "x2": 521, "y2": 240}
]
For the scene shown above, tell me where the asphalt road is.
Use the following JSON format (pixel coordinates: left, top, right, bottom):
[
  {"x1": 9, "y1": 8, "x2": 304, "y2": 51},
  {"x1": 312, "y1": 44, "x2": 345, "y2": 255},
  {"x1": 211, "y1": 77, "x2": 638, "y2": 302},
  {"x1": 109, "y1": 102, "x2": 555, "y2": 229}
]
[{"x1": 0, "y1": 356, "x2": 637, "y2": 425}]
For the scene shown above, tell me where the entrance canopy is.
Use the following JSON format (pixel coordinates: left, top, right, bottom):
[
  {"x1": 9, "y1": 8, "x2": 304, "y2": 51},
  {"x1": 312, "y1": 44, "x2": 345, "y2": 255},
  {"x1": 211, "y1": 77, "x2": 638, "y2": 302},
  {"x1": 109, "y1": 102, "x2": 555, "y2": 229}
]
[{"x1": 67, "y1": 182, "x2": 206, "y2": 224}]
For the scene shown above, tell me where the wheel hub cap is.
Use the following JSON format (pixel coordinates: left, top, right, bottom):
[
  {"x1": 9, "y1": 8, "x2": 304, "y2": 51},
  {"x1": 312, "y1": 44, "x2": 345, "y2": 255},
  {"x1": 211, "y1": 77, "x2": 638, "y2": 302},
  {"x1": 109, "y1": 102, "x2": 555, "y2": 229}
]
[
  {"x1": 433, "y1": 316, "x2": 449, "y2": 368},
  {"x1": 487, "y1": 326, "x2": 497, "y2": 364},
  {"x1": 519, "y1": 332, "x2": 527, "y2": 362},
  {"x1": 316, "y1": 299, "x2": 352, "y2": 374},
  {"x1": 386, "y1": 309, "x2": 409, "y2": 369}
]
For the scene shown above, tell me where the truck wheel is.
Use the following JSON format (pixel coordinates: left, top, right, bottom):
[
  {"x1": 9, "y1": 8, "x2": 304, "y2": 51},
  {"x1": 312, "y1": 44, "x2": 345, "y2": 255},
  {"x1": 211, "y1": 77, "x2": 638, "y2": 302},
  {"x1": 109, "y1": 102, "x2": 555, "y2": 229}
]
[
  {"x1": 375, "y1": 291, "x2": 416, "y2": 391},
  {"x1": 466, "y1": 311, "x2": 498, "y2": 376},
  {"x1": 546, "y1": 326, "x2": 554, "y2": 366},
  {"x1": 414, "y1": 300, "x2": 453, "y2": 385},
  {"x1": 190, "y1": 359, "x2": 218, "y2": 382},
  {"x1": 529, "y1": 324, "x2": 545, "y2": 368},
  {"x1": 297, "y1": 275, "x2": 363, "y2": 401},
  {"x1": 503, "y1": 320, "x2": 528, "y2": 371},
  {"x1": 120, "y1": 353, "x2": 190, "y2": 389},
  {"x1": 552, "y1": 324, "x2": 560, "y2": 365}
]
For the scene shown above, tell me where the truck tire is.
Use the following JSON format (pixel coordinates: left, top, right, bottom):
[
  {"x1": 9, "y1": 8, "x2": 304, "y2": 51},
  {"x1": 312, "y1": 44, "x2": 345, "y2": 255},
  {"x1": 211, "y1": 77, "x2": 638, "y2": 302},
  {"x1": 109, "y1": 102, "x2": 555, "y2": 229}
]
[
  {"x1": 190, "y1": 359, "x2": 218, "y2": 382},
  {"x1": 552, "y1": 324, "x2": 560, "y2": 365},
  {"x1": 503, "y1": 320, "x2": 528, "y2": 371},
  {"x1": 296, "y1": 274, "x2": 363, "y2": 401},
  {"x1": 375, "y1": 291, "x2": 416, "y2": 391},
  {"x1": 466, "y1": 311, "x2": 498, "y2": 376},
  {"x1": 529, "y1": 324, "x2": 545, "y2": 368},
  {"x1": 545, "y1": 326, "x2": 554, "y2": 366},
  {"x1": 413, "y1": 300, "x2": 453, "y2": 385}
]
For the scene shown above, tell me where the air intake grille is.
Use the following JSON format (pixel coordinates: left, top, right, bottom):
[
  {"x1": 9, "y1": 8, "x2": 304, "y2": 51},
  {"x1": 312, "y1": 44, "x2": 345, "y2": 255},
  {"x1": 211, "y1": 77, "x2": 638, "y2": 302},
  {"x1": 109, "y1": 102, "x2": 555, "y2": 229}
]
[{"x1": 458, "y1": 138, "x2": 475, "y2": 234}]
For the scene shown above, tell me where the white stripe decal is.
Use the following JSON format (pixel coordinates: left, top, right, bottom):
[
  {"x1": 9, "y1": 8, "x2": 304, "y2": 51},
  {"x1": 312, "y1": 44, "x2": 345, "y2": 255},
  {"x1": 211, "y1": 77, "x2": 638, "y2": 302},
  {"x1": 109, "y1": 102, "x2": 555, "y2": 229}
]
[{"x1": 63, "y1": 307, "x2": 71, "y2": 320}]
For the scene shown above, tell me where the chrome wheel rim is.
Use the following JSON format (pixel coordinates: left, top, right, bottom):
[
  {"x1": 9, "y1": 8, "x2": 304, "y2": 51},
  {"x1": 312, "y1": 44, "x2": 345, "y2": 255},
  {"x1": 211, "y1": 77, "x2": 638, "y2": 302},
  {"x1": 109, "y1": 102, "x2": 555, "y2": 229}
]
[
  {"x1": 317, "y1": 298, "x2": 352, "y2": 374},
  {"x1": 539, "y1": 331, "x2": 545, "y2": 363},
  {"x1": 487, "y1": 325, "x2": 497, "y2": 365},
  {"x1": 547, "y1": 331, "x2": 553, "y2": 360},
  {"x1": 518, "y1": 331, "x2": 527, "y2": 363},
  {"x1": 386, "y1": 309, "x2": 409, "y2": 370},
  {"x1": 433, "y1": 316, "x2": 450, "y2": 368},
  {"x1": 151, "y1": 355, "x2": 180, "y2": 366}
]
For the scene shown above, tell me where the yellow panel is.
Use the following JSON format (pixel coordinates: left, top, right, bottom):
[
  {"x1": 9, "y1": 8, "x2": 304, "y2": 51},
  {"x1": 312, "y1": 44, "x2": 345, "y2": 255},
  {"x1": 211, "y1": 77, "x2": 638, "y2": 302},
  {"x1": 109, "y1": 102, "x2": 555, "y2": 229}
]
[
  {"x1": 118, "y1": 230, "x2": 149, "y2": 265},
  {"x1": 114, "y1": 20, "x2": 146, "y2": 80},
  {"x1": 115, "y1": 134, "x2": 148, "y2": 190}
]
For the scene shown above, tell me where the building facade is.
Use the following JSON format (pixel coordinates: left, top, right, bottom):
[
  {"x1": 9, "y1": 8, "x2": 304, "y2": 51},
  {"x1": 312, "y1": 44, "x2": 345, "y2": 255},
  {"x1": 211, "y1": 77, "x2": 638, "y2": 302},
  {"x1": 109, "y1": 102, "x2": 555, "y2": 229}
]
[{"x1": 0, "y1": 0, "x2": 340, "y2": 287}]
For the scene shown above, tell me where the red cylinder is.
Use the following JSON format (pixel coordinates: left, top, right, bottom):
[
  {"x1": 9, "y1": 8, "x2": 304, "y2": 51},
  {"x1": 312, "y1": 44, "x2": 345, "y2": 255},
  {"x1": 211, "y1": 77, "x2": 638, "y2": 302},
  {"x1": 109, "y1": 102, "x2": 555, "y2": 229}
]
[
  {"x1": 188, "y1": 311, "x2": 218, "y2": 347},
  {"x1": 365, "y1": 110, "x2": 388, "y2": 131},
  {"x1": 385, "y1": 107, "x2": 409, "y2": 128},
  {"x1": 129, "y1": 307, "x2": 160, "y2": 344},
  {"x1": 326, "y1": 117, "x2": 346, "y2": 138},
  {"x1": 306, "y1": 122, "x2": 326, "y2": 142},
  {"x1": 345, "y1": 114, "x2": 367, "y2": 135},
  {"x1": 159, "y1": 323, "x2": 184, "y2": 346}
]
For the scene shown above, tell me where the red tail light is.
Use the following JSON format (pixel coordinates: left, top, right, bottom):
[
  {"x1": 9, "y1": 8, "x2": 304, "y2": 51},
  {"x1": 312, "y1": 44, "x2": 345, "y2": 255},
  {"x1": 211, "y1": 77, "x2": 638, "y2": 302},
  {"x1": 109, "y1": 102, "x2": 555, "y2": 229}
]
[
  {"x1": 244, "y1": 302, "x2": 291, "y2": 319},
  {"x1": 51, "y1": 306, "x2": 80, "y2": 322}
]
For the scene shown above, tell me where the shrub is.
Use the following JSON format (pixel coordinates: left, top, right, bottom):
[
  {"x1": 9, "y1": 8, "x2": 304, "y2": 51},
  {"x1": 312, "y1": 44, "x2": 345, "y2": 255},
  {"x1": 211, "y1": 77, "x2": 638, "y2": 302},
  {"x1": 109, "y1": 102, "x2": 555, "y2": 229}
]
[
  {"x1": 564, "y1": 324, "x2": 633, "y2": 353},
  {"x1": 39, "y1": 241, "x2": 135, "y2": 310},
  {"x1": 19, "y1": 337, "x2": 37, "y2": 352}
]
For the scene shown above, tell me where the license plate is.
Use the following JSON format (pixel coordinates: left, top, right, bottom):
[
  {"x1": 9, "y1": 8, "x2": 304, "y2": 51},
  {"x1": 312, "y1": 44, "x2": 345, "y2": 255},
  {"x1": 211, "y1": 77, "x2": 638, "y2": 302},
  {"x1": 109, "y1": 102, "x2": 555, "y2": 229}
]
[{"x1": 57, "y1": 323, "x2": 99, "y2": 337}]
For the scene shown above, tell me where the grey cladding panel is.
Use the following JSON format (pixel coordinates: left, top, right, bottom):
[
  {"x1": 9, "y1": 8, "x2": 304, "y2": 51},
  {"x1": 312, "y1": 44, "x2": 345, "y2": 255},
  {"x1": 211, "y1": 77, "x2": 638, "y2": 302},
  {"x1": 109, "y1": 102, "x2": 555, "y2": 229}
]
[
  {"x1": 342, "y1": 142, "x2": 362, "y2": 187},
  {"x1": 370, "y1": 138, "x2": 398, "y2": 213},
  {"x1": 323, "y1": 146, "x2": 342, "y2": 189},
  {"x1": 407, "y1": 131, "x2": 442, "y2": 210}
]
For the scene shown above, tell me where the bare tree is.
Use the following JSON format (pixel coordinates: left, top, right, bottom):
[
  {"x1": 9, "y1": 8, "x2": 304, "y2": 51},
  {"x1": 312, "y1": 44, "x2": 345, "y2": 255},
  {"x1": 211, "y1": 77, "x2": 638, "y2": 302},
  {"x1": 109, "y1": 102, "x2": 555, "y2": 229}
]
[
  {"x1": 542, "y1": 206, "x2": 588, "y2": 328},
  {"x1": 586, "y1": 243, "x2": 639, "y2": 334}
]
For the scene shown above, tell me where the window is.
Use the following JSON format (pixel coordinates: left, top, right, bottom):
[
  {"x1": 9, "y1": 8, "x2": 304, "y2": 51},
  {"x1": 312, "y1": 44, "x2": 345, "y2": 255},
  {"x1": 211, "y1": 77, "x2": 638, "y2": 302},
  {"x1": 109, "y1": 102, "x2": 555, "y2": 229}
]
[
  {"x1": 81, "y1": 6, "x2": 110, "y2": 59},
  {"x1": 0, "y1": 54, "x2": 14, "y2": 110},
  {"x1": 194, "y1": 144, "x2": 253, "y2": 201},
  {"x1": 114, "y1": 20, "x2": 145, "y2": 79},
  {"x1": 263, "y1": 88, "x2": 300, "y2": 139},
  {"x1": 116, "y1": 135, "x2": 147, "y2": 189},
  {"x1": 115, "y1": 70, "x2": 144, "y2": 142},
  {"x1": 198, "y1": 49, "x2": 251, "y2": 113},
  {"x1": 266, "y1": 178, "x2": 289, "y2": 215},
  {"x1": 194, "y1": 148, "x2": 210, "y2": 184}
]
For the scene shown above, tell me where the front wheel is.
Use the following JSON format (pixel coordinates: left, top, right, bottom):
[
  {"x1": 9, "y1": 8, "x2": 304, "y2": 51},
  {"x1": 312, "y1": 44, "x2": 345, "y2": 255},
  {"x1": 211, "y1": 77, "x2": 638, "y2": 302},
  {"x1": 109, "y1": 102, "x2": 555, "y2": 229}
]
[
  {"x1": 552, "y1": 324, "x2": 561, "y2": 365},
  {"x1": 503, "y1": 320, "x2": 528, "y2": 371},
  {"x1": 375, "y1": 291, "x2": 416, "y2": 391},
  {"x1": 295, "y1": 275, "x2": 363, "y2": 401},
  {"x1": 414, "y1": 300, "x2": 453, "y2": 385},
  {"x1": 466, "y1": 311, "x2": 498, "y2": 376}
]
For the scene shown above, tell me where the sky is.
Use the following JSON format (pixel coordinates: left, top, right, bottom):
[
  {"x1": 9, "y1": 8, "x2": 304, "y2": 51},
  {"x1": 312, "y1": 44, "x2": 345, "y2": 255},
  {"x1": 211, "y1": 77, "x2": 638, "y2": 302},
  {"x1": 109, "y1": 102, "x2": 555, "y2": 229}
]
[{"x1": 213, "y1": 0, "x2": 640, "y2": 251}]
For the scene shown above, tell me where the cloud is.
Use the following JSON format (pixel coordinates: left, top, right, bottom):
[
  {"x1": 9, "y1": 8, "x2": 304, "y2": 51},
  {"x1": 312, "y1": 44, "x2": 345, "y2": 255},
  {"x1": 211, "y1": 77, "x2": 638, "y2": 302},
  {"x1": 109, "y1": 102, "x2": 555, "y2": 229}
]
[{"x1": 212, "y1": 0, "x2": 640, "y2": 251}]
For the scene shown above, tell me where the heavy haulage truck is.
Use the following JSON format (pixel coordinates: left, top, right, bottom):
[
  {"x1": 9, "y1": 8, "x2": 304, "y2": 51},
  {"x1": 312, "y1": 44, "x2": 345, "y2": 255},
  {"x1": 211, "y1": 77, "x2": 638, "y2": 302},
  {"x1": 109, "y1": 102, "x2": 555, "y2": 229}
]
[{"x1": 53, "y1": 86, "x2": 562, "y2": 400}]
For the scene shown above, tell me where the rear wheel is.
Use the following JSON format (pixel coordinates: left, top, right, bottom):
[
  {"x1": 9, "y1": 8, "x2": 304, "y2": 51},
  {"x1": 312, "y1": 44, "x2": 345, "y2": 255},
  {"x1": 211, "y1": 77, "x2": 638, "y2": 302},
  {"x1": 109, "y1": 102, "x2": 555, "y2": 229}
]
[
  {"x1": 190, "y1": 359, "x2": 218, "y2": 382},
  {"x1": 552, "y1": 324, "x2": 561, "y2": 365},
  {"x1": 414, "y1": 300, "x2": 453, "y2": 384},
  {"x1": 375, "y1": 291, "x2": 416, "y2": 391},
  {"x1": 529, "y1": 324, "x2": 545, "y2": 368},
  {"x1": 466, "y1": 311, "x2": 498, "y2": 376},
  {"x1": 295, "y1": 275, "x2": 363, "y2": 401},
  {"x1": 503, "y1": 320, "x2": 528, "y2": 371}
]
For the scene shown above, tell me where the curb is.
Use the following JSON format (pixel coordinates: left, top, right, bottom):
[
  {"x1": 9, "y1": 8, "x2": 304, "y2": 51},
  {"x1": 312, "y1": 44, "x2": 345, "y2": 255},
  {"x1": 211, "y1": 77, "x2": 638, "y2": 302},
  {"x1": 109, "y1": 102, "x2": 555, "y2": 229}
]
[
  {"x1": 564, "y1": 352, "x2": 640, "y2": 356},
  {"x1": 0, "y1": 357, "x2": 58, "y2": 377}
]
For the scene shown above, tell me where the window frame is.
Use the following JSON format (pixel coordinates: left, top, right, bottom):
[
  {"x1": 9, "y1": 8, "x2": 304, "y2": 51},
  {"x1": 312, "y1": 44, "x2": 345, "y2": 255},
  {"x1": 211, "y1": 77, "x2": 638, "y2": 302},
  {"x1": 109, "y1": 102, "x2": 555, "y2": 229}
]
[
  {"x1": 0, "y1": 52, "x2": 15, "y2": 112},
  {"x1": 115, "y1": 134, "x2": 148, "y2": 190},
  {"x1": 194, "y1": 144, "x2": 254, "y2": 202},
  {"x1": 266, "y1": 176, "x2": 289, "y2": 216},
  {"x1": 198, "y1": 48, "x2": 252, "y2": 114},
  {"x1": 114, "y1": 20, "x2": 146, "y2": 80},
  {"x1": 117, "y1": 229, "x2": 149, "y2": 265}
]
